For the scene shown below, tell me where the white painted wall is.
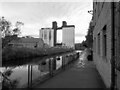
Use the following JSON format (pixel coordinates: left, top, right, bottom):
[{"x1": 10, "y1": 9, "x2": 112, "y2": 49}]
[
  {"x1": 62, "y1": 27, "x2": 75, "y2": 49},
  {"x1": 57, "y1": 29, "x2": 62, "y2": 43},
  {"x1": 49, "y1": 29, "x2": 54, "y2": 47}
]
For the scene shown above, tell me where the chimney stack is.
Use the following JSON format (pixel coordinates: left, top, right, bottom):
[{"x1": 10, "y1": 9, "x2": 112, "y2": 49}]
[
  {"x1": 52, "y1": 21, "x2": 57, "y2": 46},
  {"x1": 62, "y1": 21, "x2": 67, "y2": 27},
  {"x1": 52, "y1": 21, "x2": 57, "y2": 29}
]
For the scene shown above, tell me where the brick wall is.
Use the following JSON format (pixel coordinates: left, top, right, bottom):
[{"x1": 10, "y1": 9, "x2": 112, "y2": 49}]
[
  {"x1": 93, "y1": 2, "x2": 112, "y2": 88},
  {"x1": 93, "y1": 2, "x2": 120, "y2": 89},
  {"x1": 114, "y1": 2, "x2": 120, "y2": 90}
]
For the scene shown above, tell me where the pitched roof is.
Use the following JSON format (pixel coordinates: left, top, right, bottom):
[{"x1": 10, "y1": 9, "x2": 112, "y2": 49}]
[{"x1": 9, "y1": 38, "x2": 43, "y2": 44}]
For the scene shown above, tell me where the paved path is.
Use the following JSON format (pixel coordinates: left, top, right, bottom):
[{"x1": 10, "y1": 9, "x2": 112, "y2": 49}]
[{"x1": 35, "y1": 51, "x2": 106, "y2": 88}]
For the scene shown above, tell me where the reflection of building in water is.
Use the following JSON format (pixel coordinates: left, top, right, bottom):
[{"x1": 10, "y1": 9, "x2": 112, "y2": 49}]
[
  {"x1": 38, "y1": 59, "x2": 49, "y2": 72},
  {"x1": 52, "y1": 57, "x2": 56, "y2": 70},
  {"x1": 56, "y1": 56, "x2": 62, "y2": 70}
]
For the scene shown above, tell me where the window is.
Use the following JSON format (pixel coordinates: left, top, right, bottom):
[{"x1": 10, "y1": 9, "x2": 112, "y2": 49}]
[
  {"x1": 98, "y1": 2, "x2": 100, "y2": 17},
  {"x1": 96, "y1": 2, "x2": 97, "y2": 5},
  {"x1": 102, "y1": 25, "x2": 107, "y2": 57},
  {"x1": 102, "y1": 2, "x2": 104, "y2": 9},
  {"x1": 94, "y1": 37, "x2": 96, "y2": 52},
  {"x1": 98, "y1": 33, "x2": 100, "y2": 55}
]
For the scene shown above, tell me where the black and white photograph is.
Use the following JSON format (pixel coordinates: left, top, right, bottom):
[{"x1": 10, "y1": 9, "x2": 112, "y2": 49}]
[{"x1": 0, "y1": 0, "x2": 120, "y2": 89}]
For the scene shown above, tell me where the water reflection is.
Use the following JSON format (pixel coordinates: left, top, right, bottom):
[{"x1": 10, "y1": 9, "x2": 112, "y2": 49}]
[
  {"x1": 39, "y1": 59, "x2": 49, "y2": 73},
  {"x1": 76, "y1": 51, "x2": 86, "y2": 68},
  {"x1": 56, "y1": 56, "x2": 62, "y2": 70},
  {"x1": 1, "y1": 51, "x2": 80, "y2": 88}
]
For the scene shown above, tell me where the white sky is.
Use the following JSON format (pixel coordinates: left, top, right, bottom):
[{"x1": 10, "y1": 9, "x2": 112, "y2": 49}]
[{"x1": 0, "y1": 0, "x2": 93, "y2": 43}]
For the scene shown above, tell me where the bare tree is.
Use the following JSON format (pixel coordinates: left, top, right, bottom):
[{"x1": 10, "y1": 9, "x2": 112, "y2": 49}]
[
  {"x1": 0, "y1": 17, "x2": 24, "y2": 48},
  {"x1": 0, "y1": 17, "x2": 24, "y2": 37},
  {"x1": 0, "y1": 17, "x2": 12, "y2": 37},
  {"x1": 12, "y1": 21, "x2": 24, "y2": 35}
]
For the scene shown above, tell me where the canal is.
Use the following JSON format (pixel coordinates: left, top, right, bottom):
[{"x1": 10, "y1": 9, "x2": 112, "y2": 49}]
[{"x1": 0, "y1": 51, "x2": 80, "y2": 89}]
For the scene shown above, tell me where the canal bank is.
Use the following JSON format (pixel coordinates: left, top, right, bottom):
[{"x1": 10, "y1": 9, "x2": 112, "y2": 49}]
[
  {"x1": 1, "y1": 51, "x2": 79, "y2": 88},
  {"x1": 2, "y1": 46, "x2": 74, "y2": 64},
  {"x1": 34, "y1": 50, "x2": 106, "y2": 88}
]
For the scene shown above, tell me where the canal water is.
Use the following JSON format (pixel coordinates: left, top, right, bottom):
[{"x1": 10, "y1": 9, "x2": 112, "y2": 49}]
[{"x1": 0, "y1": 51, "x2": 80, "y2": 88}]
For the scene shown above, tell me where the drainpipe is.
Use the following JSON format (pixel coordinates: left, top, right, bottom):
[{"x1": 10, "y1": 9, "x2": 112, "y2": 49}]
[{"x1": 111, "y1": 1, "x2": 116, "y2": 90}]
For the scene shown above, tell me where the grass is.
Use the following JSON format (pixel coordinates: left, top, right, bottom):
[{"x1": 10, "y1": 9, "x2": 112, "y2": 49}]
[{"x1": 2, "y1": 46, "x2": 74, "y2": 62}]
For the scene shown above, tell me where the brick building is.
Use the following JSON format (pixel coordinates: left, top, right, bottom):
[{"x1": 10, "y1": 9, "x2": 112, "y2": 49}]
[
  {"x1": 8, "y1": 38, "x2": 44, "y2": 49},
  {"x1": 92, "y1": 1, "x2": 120, "y2": 89}
]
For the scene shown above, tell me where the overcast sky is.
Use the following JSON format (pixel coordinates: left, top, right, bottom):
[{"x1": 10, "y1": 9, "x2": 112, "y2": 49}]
[{"x1": 0, "y1": 0, "x2": 93, "y2": 43}]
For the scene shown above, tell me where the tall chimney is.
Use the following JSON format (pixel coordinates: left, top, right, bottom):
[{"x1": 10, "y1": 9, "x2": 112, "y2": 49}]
[
  {"x1": 52, "y1": 21, "x2": 57, "y2": 46},
  {"x1": 62, "y1": 21, "x2": 67, "y2": 27},
  {"x1": 52, "y1": 21, "x2": 57, "y2": 29}
]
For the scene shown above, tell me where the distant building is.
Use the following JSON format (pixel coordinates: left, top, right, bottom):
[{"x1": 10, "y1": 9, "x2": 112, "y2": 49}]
[
  {"x1": 40, "y1": 28, "x2": 54, "y2": 47},
  {"x1": 62, "y1": 23, "x2": 75, "y2": 49},
  {"x1": 8, "y1": 38, "x2": 44, "y2": 49},
  {"x1": 39, "y1": 21, "x2": 75, "y2": 49},
  {"x1": 56, "y1": 21, "x2": 75, "y2": 49},
  {"x1": 93, "y1": 1, "x2": 120, "y2": 89}
]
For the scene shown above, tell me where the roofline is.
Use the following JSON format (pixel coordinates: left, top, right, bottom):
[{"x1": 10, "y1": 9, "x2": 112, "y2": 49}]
[
  {"x1": 41, "y1": 28, "x2": 53, "y2": 30},
  {"x1": 57, "y1": 27, "x2": 62, "y2": 29},
  {"x1": 63, "y1": 25, "x2": 75, "y2": 27}
]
